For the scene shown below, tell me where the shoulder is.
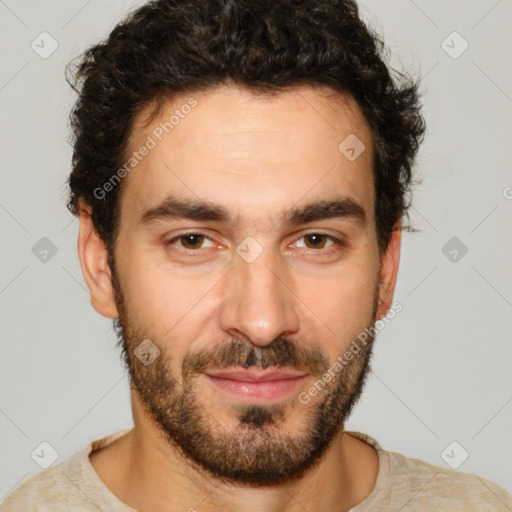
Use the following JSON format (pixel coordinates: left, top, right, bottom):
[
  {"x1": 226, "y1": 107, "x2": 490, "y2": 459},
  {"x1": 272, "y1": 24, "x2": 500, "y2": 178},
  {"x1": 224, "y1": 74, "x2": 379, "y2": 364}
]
[
  {"x1": 0, "y1": 461, "x2": 75, "y2": 511},
  {"x1": 1, "y1": 428, "x2": 132, "y2": 512},
  {"x1": 387, "y1": 450, "x2": 512, "y2": 511},
  {"x1": 347, "y1": 431, "x2": 512, "y2": 511}
]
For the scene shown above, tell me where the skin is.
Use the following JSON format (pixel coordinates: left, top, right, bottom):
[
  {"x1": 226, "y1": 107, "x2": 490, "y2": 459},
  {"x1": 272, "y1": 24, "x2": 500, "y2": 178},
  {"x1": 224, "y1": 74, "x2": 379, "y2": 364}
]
[{"x1": 77, "y1": 83, "x2": 401, "y2": 512}]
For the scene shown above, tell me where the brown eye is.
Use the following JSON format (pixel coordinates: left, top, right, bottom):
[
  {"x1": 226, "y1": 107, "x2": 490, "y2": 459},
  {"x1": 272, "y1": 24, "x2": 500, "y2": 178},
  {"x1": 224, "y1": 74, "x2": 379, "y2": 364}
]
[
  {"x1": 165, "y1": 231, "x2": 217, "y2": 257},
  {"x1": 292, "y1": 232, "x2": 345, "y2": 254},
  {"x1": 177, "y1": 234, "x2": 206, "y2": 250},
  {"x1": 303, "y1": 233, "x2": 329, "y2": 249}
]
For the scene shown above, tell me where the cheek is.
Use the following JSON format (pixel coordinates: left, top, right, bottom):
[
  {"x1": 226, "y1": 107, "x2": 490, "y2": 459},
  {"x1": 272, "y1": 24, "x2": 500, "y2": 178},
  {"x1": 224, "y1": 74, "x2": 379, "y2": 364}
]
[
  {"x1": 296, "y1": 257, "x2": 379, "y2": 354},
  {"x1": 119, "y1": 254, "x2": 219, "y2": 350},
  {"x1": 116, "y1": 252, "x2": 178, "y2": 332}
]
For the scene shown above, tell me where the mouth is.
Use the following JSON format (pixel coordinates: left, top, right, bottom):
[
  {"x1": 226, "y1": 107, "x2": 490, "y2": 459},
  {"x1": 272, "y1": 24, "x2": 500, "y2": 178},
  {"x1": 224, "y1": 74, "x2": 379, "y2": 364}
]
[{"x1": 203, "y1": 367, "x2": 309, "y2": 403}]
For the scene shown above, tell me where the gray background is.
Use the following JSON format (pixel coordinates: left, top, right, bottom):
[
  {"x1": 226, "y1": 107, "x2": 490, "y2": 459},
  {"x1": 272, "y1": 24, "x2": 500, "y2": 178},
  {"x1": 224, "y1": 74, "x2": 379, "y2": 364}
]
[{"x1": 1, "y1": 0, "x2": 511, "y2": 501}]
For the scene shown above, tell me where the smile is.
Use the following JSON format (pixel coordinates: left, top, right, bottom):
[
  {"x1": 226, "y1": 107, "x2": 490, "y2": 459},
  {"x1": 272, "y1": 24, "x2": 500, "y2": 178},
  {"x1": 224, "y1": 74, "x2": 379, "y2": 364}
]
[{"x1": 203, "y1": 368, "x2": 309, "y2": 403}]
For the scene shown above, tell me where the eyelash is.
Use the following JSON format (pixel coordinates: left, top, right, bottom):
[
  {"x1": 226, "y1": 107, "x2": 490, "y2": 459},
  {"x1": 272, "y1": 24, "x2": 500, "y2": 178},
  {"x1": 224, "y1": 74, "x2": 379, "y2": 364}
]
[{"x1": 165, "y1": 232, "x2": 346, "y2": 257}]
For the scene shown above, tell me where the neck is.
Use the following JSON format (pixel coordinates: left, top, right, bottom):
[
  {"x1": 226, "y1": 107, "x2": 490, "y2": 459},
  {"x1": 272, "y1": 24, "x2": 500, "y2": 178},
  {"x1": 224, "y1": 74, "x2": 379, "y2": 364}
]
[{"x1": 89, "y1": 392, "x2": 379, "y2": 512}]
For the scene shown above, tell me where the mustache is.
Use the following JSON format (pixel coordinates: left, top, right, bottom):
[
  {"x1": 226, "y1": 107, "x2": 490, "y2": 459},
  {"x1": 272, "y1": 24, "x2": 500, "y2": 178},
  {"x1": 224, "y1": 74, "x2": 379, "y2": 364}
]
[{"x1": 181, "y1": 336, "x2": 330, "y2": 381}]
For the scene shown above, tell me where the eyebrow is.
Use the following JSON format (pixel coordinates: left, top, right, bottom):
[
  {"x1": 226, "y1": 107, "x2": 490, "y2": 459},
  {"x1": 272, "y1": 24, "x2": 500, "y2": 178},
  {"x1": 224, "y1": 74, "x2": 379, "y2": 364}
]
[{"x1": 138, "y1": 194, "x2": 366, "y2": 228}]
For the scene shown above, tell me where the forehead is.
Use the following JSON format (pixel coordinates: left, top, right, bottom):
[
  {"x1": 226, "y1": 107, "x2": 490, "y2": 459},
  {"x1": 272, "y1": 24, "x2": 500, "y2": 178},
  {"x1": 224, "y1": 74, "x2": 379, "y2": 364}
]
[{"x1": 118, "y1": 83, "x2": 375, "y2": 230}]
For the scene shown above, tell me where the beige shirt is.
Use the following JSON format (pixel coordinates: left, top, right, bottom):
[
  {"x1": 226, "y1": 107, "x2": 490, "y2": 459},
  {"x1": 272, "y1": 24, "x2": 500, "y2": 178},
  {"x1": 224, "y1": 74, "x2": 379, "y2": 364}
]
[{"x1": 2, "y1": 428, "x2": 511, "y2": 511}]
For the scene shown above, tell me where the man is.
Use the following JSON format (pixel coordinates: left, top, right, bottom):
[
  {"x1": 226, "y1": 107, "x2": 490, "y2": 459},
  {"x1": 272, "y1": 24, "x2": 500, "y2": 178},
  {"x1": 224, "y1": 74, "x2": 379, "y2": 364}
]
[{"x1": 2, "y1": 0, "x2": 511, "y2": 510}]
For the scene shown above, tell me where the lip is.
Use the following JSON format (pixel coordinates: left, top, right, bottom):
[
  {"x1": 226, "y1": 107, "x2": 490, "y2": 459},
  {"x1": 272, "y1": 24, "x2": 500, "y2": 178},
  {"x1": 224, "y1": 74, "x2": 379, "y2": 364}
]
[
  {"x1": 204, "y1": 368, "x2": 308, "y2": 381},
  {"x1": 203, "y1": 368, "x2": 309, "y2": 403}
]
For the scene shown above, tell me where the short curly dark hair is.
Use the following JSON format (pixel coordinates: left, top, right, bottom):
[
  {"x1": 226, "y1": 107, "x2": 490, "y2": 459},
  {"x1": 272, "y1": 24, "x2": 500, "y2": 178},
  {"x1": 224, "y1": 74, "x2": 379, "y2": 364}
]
[{"x1": 65, "y1": 0, "x2": 425, "y2": 266}]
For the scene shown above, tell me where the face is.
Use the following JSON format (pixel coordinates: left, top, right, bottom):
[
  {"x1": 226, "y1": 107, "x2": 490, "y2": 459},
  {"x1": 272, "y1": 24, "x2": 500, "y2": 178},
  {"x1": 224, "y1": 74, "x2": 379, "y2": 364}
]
[{"x1": 81, "y1": 83, "x2": 400, "y2": 485}]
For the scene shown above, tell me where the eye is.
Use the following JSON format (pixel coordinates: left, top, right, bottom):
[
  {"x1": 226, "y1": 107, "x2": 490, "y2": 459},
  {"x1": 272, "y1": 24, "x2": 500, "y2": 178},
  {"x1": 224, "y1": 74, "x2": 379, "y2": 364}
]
[
  {"x1": 165, "y1": 231, "x2": 345, "y2": 258},
  {"x1": 293, "y1": 232, "x2": 344, "y2": 251},
  {"x1": 166, "y1": 233, "x2": 216, "y2": 253},
  {"x1": 295, "y1": 233, "x2": 334, "y2": 249}
]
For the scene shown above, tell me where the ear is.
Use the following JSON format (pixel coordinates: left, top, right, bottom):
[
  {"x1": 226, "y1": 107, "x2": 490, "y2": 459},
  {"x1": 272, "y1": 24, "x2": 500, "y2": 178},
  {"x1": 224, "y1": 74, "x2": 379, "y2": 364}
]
[
  {"x1": 77, "y1": 199, "x2": 119, "y2": 319},
  {"x1": 376, "y1": 219, "x2": 402, "y2": 320}
]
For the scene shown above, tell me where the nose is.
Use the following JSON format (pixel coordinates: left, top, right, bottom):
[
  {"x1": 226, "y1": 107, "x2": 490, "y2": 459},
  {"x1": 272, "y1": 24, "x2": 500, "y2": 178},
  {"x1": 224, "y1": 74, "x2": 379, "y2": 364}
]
[{"x1": 219, "y1": 244, "x2": 300, "y2": 348}]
